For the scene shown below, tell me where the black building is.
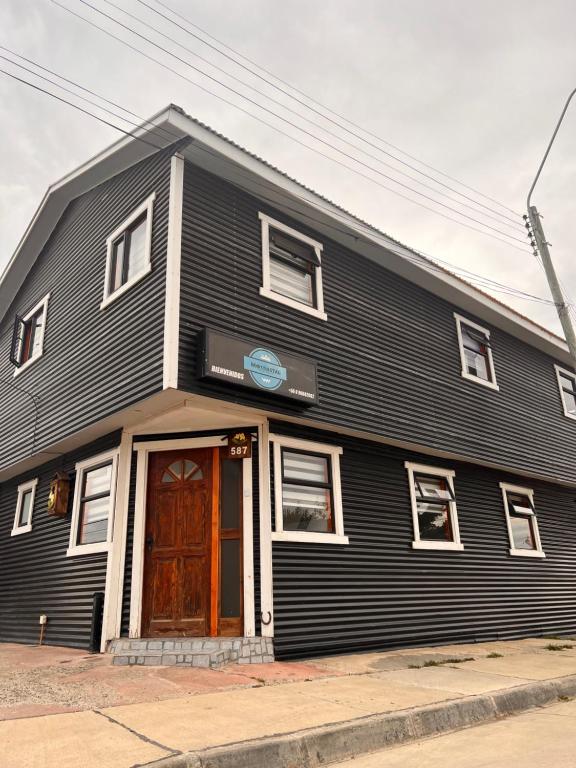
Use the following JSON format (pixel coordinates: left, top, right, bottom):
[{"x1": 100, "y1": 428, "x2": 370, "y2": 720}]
[{"x1": 1, "y1": 105, "x2": 575, "y2": 663}]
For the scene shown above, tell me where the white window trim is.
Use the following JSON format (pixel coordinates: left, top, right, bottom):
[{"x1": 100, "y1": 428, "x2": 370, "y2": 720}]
[
  {"x1": 454, "y1": 313, "x2": 499, "y2": 391},
  {"x1": 554, "y1": 364, "x2": 576, "y2": 421},
  {"x1": 499, "y1": 482, "x2": 545, "y2": 558},
  {"x1": 405, "y1": 461, "x2": 464, "y2": 551},
  {"x1": 100, "y1": 193, "x2": 155, "y2": 309},
  {"x1": 13, "y1": 294, "x2": 50, "y2": 377},
  {"x1": 67, "y1": 449, "x2": 119, "y2": 557},
  {"x1": 258, "y1": 212, "x2": 327, "y2": 321},
  {"x1": 11, "y1": 478, "x2": 38, "y2": 536},
  {"x1": 271, "y1": 434, "x2": 348, "y2": 544}
]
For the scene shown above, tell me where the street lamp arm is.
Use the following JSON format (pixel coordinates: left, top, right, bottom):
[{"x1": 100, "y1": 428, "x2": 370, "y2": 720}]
[{"x1": 527, "y1": 86, "x2": 576, "y2": 209}]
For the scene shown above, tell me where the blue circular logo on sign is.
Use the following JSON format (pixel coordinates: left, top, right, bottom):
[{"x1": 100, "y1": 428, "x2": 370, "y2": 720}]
[{"x1": 244, "y1": 347, "x2": 286, "y2": 391}]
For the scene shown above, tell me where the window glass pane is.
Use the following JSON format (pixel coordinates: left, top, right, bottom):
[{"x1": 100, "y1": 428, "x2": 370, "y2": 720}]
[
  {"x1": 417, "y1": 501, "x2": 453, "y2": 541},
  {"x1": 560, "y1": 374, "x2": 576, "y2": 394},
  {"x1": 220, "y1": 538, "x2": 241, "y2": 617},
  {"x1": 464, "y1": 347, "x2": 490, "y2": 380},
  {"x1": 270, "y1": 255, "x2": 314, "y2": 306},
  {"x1": 110, "y1": 237, "x2": 125, "y2": 292},
  {"x1": 184, "y1": 460, "x2": 202, "y2": 480},
  {"x1": 221, "y1": 458, "x2": 242, "y2": 529},
  {"x1": 282, "y1": 484, "x2": 333, "y2": 532},
  {"x1": 283, "y1": 451, "x2": 329, "y2": 484},
  {"x1": 415, "y1": 475, "x2": 453, "y2": 501},
  {"x1": 167, "y1": 460, "x2": 183, "y2": 479},
  {"x1": 162, "y1": 471, "x2": 176, "y2": 483},
  {"x1": 18, "y1": 490, "x2": 33, "y2": 527},
  {"x1": 126, "y1": 216, "x2": 147, "y2": 282},
  {"x1": 563, "y1": 390, "x2": 576, "y2": 415},
  {"x1": 84, "y1": 464, "x2": 112, "y2": 498},
  {"x1": 30, "y1": 311, "x2": 44, "y2": 358},
  {"x1": 508, "y1": 494, "x2": 533, "y2": 516},
  {"x1": 78, "y1": 496, "x2": 110, "y2": 544},
  {"x1": 510, "y1": 513, "x2": 536, "y2": 550}
]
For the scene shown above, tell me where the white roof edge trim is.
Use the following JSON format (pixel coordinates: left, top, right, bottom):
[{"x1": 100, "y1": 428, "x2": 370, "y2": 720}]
[
  {"x1": 1, "y1": 104, "x2": 570, "y2": 363},
  {"x1": 168, "y1": 109, "x2": 569, "y2": 358}
]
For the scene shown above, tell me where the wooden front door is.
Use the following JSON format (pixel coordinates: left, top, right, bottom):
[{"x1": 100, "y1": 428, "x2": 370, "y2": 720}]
[
  {"x1": 142, "y1": 448, "x2": 216, "y2": 637},
  {"x1": 141, "y1": 446, "x2": 244, "y2": 637}
]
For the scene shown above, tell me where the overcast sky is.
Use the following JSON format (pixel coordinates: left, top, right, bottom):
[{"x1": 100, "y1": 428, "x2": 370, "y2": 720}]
[{"x1": 1, "y1": 0, "x2": 575, "y2": 335}]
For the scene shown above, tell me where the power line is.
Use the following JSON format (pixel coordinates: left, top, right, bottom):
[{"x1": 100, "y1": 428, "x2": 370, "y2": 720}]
[
  {"x1": 0, "y1": 56, "x2": 558, "y2": 311},
  {"x1": 127, "y1": 0, "x2": 522, "y2": 231},
  {"x1": 144, "y1": 0, "x2": 521, "y2": 219},
  {"x1": 53, "y1": 0, "x2": 528, "y2": 246}
]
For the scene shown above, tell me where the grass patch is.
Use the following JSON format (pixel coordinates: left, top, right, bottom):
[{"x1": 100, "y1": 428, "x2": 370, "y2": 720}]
[
  {"x1": 409, "y1": 657, "x2": 474, "y2": 669},
  {"x1": 487, "y1": 652, "x2": 503, "y2": 658},
  {"x1": 544, "y1": 644, "x2": 573, "y2": 651}
]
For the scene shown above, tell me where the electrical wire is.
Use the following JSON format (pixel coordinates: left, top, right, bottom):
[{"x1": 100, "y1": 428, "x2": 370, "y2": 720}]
[
  {"x1": 0, "y1": 59, "x2": 563, "y2": 312},
  {"x1": 144, "y1": 0, "x2": 521, "y2": 219},
  {"x1": 53, "y1": 0, "x2": 528, "y2": 246},
  {"x1": 109, "y1": 0, "x2": 524, "y2": 232}
]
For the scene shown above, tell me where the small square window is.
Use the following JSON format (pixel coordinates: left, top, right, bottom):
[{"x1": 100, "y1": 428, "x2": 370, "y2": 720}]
[
  {"x1": 555, "y1": 365, "x2": 576, "y2": 421},
  {"x1": 500, "y1": 484, "x2": 545, "y2": 558},
  {"x1": 12, "y1": 479, "x2": 38, "y2": 536},
  {"x1": 406, "y1": 463, "x2": 463, "y2": 551},
  {"x1": 101, "y1": 194, "x2": 155, "y2": 308},
  {"x1": 11, "y1": 295, "x2": 50, "y2": 375},
  {"x1": 259, "y1": 213, "x2": 327, "y2": 320},
  {"x1": 271, "y1": 435, "x2": 347, "y2": 544},
  {"x1": 67, "y1": 450, "x2": 118, "y2": 556},
  {"x1": 454, "y1": 314, "x2": 498, "y2": 390}
]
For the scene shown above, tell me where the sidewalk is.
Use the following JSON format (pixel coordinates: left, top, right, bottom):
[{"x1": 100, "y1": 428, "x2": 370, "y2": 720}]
[{"x1": 2, "y1": 637, "x2": 576, "y2": 768}]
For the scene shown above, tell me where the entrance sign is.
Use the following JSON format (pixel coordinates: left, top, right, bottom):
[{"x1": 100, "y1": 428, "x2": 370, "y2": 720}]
[{"x1": 200, "y1": 329, "x2": 318, "y2": 405}]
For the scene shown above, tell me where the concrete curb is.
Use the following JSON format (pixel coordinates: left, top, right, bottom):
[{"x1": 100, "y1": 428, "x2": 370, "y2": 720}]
[{"x1": 144, "y1": 674, "x2": 576, "y2": 768}]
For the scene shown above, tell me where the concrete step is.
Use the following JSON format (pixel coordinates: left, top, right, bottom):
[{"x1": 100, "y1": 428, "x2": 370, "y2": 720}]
[{"x1": 108, "y1": 636, "x2": 274, "y2": 667}]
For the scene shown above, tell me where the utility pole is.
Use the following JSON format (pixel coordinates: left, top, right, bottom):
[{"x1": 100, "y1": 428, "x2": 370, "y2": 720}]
[
  {"x1": 526, "y1": 207, "x2": 576, "y2": 367},
  {"x1": 526, "y1": 85, "x2": 576, "y2": 370}
]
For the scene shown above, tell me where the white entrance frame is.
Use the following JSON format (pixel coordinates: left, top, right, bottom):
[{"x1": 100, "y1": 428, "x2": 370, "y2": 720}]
[{"x1": 129, "y1": 435, "x2": 255, "y2": 638}]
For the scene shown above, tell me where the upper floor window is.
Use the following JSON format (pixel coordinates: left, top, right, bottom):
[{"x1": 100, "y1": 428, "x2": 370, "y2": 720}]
[
  {"x1": 405, "y1": 462, "x2": 463, "y2": 551},
  {"x1": 101, "y1": 193, "x2": 155, "y2": 309},
  {"x1": 259, "y1": 213, "x2": 327, "y2": 320},
  {"x1": 271, "y1": 434, "x2": 347, "y2": 544},
  {"x1": 500, "y1": 483, "x2": 545, "y2": 558},
  {"x1": 454, "y1": 313, "x2": 498, "y2": 390},
  {"x1": 67, "y1": 449, "x2": 118, "y2": 556},
  {"x1": 11, "y1": 479, "x2": 38, "y2": 536},
  {"x1": 554, "y1": 365, "x2": 576, "y2": 421},
  {"x1": 11, "y1": 294, "x2": 50, "y2": 375}
]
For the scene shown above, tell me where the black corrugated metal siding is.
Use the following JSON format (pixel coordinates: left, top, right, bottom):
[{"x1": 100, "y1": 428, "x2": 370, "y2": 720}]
[
  {"x1": 178, "y1": 162, "x2": 576, "y2": 485},
  {"x1": 120, "y1": 453, "x2": 137, "y2": 637},
  {"x1": 0, "y1": 147, "x2": 175, "y2": 471},
  {"x1": 270, "y1": 421, "x2": 576, "y2": 660},
  {"x1": 0, "y1": 432, "x2": 120, "y2": 648}
]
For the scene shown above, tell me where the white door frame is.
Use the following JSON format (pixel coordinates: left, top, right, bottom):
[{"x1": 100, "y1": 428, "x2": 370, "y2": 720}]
[{"x1": 129, "y1": 435, "x2": 255, "y2": 638}]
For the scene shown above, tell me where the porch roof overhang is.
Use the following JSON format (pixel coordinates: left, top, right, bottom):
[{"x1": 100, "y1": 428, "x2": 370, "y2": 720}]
[{"x1": 0, "y1": 104, "x2": 571, "y2": 368}]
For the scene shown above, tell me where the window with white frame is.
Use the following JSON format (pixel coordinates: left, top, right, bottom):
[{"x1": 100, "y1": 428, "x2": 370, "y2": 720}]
[
  {"x1": 271, "y1": 435, "x2": 347, "y2": 544},
  {"x1": 11, "y1": 479, "x2": 38, "y2": 536},
  {"x1": 67, "y1": 450, "x2": 118, "y2": 556},
  {"x1": 554, "y1": 365, "x2": 576, "y2": 420},
  {"x1": 405, "y1": 462, "x2": 463, "y2": 551},
  {"x1": 454, "y1": 314, "x2": 498, "y2": 390},
  {"x1": 11, "y1": 295, "x2": 50, "y2": 375},
  {"x1": 101, "y1": 193, "x2": 155, "y2": 308},
  {"x1": 259, "y1": 213, "x2": 327, "y2": 320},
  {"x1": 500, "y1": 483, "x2": 545, "y2": 558}
]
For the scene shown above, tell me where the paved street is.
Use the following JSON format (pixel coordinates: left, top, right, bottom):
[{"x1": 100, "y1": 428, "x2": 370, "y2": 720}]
[{"x1": 333, "y1": 699, "x2": 576, "y2": 768}]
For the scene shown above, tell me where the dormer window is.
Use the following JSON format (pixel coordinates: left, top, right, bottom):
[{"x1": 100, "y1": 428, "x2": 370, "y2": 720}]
[
  {"x1": 11, "y1": 294, "x2": 50, "y2": 375},
  {"x1": 454, "y1": 314, "x2": 498, "y2": 390},
  {"x1": 101, "y1": 193, "x2": 155, "y2": 308},
  {"x1": 259, "y1": 213, "x2": 327, "y2": 320}
]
